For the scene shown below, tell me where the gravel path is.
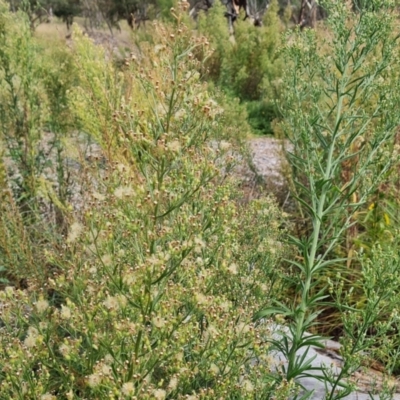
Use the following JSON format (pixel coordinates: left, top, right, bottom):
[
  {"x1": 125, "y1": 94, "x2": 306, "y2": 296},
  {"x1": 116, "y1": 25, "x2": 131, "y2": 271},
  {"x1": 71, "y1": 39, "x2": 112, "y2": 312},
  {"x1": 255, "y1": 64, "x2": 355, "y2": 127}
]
[
  {"x1": 232, "y1": 136, "x2": 293, "y2": 206},
  {"x1": 248, "y1": 137, "x2": 289, "y2": 185}
]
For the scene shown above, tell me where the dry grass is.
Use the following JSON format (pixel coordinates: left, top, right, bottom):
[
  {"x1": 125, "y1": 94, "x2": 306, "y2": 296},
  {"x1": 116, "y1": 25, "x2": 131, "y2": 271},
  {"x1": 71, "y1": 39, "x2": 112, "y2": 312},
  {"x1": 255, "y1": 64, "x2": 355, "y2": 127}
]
[
  {"x1": 35, "y1": 19, "x2": 68, "y2": 39},
  {"x1": 35, "y1": 17, "x2": 133, "y2": 46}
]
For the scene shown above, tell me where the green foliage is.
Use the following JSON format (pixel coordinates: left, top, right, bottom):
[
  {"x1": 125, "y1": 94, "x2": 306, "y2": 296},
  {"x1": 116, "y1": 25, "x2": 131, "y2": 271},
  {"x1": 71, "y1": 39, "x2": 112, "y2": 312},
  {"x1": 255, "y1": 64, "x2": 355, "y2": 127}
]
[
  {"x1": 0, "y1": 3, "x2": 51, "y2": 217},
  {"x1": 200, "y1": 0, "x2": 282, "y2": 101},
  {"x1": 0, "y1": 0, "x2": 78, "y2": 284},
  {"x1": 157, "y1": 0, "x2": 176, "y2": 19},
  {"x1": 4, "y1": 1, "x2": 400, "y2": 399},
  {"x1": 353, "y1": 182, "x2": 400, "y2": 254},
  {"x1": 52, "y1": 0, "x2": 81, "y2": 29},
  {"x1": 197, "y1": 0, "x2": 283, "y2": 135},
  {"x1": 246, "y1": 100, "x2": 277, "y2": 135},
  {"x1": 6, "y1": 0, "x2": 53, "y2": 29},
  {"x1": 331, "y1": 245, "x2": 400, "y2": 381},
  {"x1": 197, "y1": 1, "x2": 231, "y2": 82},
  {"x1": 256, "y1": 0, "x2": 400, "y2": 397},
  {"x1": 0, "y1": 4, "x2": 289, "y2": 399},
  {"x1": 0, "y1": 1, "x2": 44, "y2": 216}
]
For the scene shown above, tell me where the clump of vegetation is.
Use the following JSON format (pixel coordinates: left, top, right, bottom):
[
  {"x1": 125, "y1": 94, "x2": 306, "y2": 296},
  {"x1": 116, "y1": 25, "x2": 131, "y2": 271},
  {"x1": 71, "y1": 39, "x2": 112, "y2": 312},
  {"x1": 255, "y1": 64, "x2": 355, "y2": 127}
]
[
  {"x1": 197, "y1": 0, "x2": 284, "y2": 135},
  {"x1": 4, "y1": 0, "x2": 400, "y2": 398},
  {"x1": 0, "y1": 2, "x2": 291, "y2": 399},
  {"x1": 256, "y1": 0, "x2": 400, "y2": 397},
  {"x1": 0, "y1": 0, "x2": 78, "y2": 287}
]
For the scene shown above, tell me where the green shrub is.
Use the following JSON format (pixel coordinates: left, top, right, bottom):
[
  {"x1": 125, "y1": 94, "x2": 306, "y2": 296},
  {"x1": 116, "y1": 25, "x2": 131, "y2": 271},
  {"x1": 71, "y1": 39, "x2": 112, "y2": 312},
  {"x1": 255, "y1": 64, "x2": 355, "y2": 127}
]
[
  {"x1": 0, "y1": 2, "x2": 49, "y2": 217},
  {"x1": 0, "y1": 1, "x2": 79, "y2": 286},
  {"x1": 256, "y1": 1, "x2": 400, "y2": 397},
  {"x1": 0, "y1": 5, "x2": 290, "y2": 399},
  {"x1": 246, "y1": 100, "x2": 278, "y2": 136},
  {"x1": 196, "y1": 1, "x2": 231, "y2": 84},
  {"x1": 197, "y1": 0, "x2": 283, "y2": 135}
]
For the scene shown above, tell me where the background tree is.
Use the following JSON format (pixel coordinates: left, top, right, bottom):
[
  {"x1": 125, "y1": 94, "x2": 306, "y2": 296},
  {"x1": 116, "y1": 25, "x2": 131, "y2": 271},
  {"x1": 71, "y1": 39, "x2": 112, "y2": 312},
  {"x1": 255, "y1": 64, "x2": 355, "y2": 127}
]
[
  {"x1": 298, "y1": 0, "x2": 318, "y2": 28},
  {"x1": 7, "y1": 0, "x2": 53, "y2": 29},
  {"x1": 52, "y1": 0, "x2": 81, "y2": 30}
]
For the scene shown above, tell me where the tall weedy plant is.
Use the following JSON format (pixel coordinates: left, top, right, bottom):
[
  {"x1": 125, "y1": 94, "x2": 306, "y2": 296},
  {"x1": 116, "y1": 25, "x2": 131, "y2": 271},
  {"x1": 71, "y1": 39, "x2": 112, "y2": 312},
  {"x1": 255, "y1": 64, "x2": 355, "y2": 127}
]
[
  {"x1": 0, "y1": 2, "x2": 78, "y2": 286},
  {"x1": 0, "y1": 3, "x2": 44, "y2": 218},
  {"x1": 0, "y1": 5, "x2": 291, "y2": 399},
  {"x1": 256, "y1": 0, "x2": 400, "y2": 397},
  {"x1": 0, "y1": 1, "x2": 74, "y2": 227}
]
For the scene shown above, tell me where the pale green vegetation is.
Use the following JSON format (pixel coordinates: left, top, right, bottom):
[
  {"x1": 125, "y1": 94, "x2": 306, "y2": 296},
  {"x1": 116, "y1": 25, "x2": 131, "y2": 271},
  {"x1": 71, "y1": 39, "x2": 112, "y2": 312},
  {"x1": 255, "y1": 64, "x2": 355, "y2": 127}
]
[
  {"x1": 1, "y1": 0, "x2": 400, "y2": 399},
  {"x1": 258, "y1": 1, "x2": 400, "y2": 397}
]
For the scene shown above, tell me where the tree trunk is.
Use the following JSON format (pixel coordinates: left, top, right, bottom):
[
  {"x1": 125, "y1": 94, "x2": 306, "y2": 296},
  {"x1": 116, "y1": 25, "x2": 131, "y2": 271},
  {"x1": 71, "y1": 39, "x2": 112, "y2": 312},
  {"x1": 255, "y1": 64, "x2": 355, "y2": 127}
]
[{"x1": 298, "y1": 0, "x2": 317, "y2": 29}]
